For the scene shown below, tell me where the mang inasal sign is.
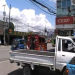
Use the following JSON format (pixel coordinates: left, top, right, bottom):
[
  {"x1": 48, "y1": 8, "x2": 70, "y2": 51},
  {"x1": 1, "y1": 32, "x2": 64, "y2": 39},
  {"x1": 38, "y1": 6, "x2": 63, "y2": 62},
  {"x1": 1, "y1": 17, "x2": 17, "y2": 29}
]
[{"x1": 9, "y1": 29, "x2": 33, "y2": 35}]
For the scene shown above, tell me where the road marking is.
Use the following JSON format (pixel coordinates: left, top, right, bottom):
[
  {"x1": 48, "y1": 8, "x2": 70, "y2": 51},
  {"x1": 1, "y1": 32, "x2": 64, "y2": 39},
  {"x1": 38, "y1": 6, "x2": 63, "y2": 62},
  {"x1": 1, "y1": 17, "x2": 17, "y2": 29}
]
[{"x1": 0, "y1": 60, "x2": 9, "y2": 64}]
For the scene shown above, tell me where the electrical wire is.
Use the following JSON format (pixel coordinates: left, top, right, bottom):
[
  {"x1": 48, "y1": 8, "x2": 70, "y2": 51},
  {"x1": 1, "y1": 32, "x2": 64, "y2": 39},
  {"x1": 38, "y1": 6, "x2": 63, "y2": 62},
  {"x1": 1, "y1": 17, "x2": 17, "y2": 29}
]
[
  {"x1": 29, "y1": 0, "x2": 56, "y2": 15},
  {"x1": 27, "y1": 0, "x2": 56, "y2": 16},
  {"x1": 10, "y1": 18, "x2": 46, "y2": 32}
]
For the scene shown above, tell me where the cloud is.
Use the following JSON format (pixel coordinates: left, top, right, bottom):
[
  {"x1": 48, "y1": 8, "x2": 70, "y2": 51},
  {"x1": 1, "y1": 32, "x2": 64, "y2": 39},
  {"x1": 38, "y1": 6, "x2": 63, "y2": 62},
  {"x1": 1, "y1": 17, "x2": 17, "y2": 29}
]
[{"x1": 0, "y1": 0, "x2": 54, "y2": 32}]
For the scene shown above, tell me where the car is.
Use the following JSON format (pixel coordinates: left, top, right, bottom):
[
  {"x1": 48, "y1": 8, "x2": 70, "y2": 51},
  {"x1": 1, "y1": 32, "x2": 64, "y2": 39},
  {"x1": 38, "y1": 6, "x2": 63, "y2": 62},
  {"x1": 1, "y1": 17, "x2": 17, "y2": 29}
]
[
  {"x1": 66, "y1": 57, "x2": 75, "y2": 75},
  {"x1": 11, "y1": 38, "x2": 26, "y2": 50}
]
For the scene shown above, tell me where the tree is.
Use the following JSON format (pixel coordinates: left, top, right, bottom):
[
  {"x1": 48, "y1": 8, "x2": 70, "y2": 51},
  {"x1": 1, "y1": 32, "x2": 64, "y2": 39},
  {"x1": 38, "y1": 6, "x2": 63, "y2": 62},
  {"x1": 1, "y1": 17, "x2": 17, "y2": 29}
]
[
  {"x1": 5, "y1": 22, "x2": 14, "y2": 34},
  {"x1": 9, "y1": 22, "x2": 14, "y2": 30}
]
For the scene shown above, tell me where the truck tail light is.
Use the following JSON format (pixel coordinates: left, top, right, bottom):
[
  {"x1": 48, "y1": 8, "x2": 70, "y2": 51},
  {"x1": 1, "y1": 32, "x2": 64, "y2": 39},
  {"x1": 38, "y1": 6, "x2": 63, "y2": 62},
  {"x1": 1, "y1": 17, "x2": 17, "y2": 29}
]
[{"x1": 66, "y1": 69, "x2": 68, "y2": 75}]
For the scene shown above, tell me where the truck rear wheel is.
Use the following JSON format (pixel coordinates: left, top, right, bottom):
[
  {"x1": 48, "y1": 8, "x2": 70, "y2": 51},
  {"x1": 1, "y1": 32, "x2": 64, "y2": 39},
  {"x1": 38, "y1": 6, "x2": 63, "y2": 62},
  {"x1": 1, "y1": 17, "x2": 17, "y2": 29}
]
[
  {"x1": 62, "y1": 67, "x2": 67, "y2": 75},
  {"x1": 23, "y1": 65, "x2": 31, "y2": 75},
  {"x1": 62, "y1": 69, "x2": 66, "y2": 75}
]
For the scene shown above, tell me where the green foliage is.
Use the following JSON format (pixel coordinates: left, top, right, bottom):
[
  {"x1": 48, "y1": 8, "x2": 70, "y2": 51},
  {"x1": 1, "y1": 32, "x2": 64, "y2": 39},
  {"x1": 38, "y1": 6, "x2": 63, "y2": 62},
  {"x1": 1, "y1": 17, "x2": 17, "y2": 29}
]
[
  {"x1": 9, "y1": 22, "x2": 14, "y2": 30},
  {"x1": 5, "y1": 22, "x2": 14, "y2": 34}
]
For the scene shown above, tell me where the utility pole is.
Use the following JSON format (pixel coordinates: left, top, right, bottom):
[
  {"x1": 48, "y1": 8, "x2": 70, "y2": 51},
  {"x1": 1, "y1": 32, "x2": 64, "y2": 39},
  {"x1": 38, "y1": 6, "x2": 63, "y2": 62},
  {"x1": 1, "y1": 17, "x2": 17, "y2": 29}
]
[
  {"x1": 44, "y1": 25, "x2": 48, "y2": 39},
  {"x1": 8, "y1": 4, "x2": 11, "y2": 45},
  {"x1": 44, "y1": 25, "x2": 47, "y2": 35},
  {"x1": 28, "y1": 23, "x2": 29, "y2": 32},
  {"x1": 3, "y1": 4, "x2": 6, "y2": 45}
]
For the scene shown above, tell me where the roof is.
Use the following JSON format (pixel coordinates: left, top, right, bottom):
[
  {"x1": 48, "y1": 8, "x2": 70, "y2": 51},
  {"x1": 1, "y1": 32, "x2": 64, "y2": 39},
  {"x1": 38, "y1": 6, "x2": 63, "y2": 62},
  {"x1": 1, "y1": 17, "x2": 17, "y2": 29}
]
[
  {"x1": 68, "y1": 36, "x2": 75, "y2": 39},
  {"x1": 27, "y1": 34, "x2": 45, "y2": 38}
]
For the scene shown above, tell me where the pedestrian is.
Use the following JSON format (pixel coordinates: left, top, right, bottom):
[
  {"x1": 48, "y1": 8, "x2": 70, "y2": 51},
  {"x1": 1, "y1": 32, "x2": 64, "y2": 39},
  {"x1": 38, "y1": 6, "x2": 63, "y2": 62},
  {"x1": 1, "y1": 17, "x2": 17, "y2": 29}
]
[
  {"x1": 24, "y1": 42, "x2": 29, "y2": 50},
  {"x1": 38, "y1": 45, "x2": 43, "y2": 51},
  {"x1": 0, "y1": 39, "x2": 1, "y2": 47}
]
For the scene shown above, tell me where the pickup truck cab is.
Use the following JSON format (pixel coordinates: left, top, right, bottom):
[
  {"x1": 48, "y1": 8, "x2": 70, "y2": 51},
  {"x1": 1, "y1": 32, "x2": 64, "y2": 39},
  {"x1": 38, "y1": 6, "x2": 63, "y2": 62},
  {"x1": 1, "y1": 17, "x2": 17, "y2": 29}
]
[{"x1": 10, "y1": 36, "x2": 75, "y2": 75}]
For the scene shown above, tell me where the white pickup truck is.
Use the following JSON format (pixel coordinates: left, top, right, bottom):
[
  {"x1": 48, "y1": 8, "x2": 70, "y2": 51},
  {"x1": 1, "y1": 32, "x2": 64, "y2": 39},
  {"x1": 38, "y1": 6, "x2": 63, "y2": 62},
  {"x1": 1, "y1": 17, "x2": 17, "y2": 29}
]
[{"x1": 9, "y1": 36, "x2": 75, "y2": 75}]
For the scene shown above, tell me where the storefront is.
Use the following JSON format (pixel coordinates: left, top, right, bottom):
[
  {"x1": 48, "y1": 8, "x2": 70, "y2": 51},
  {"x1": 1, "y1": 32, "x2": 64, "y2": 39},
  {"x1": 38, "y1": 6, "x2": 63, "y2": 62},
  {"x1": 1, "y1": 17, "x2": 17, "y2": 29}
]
[
  {"x1": 56, "y1": 16, "x2": 75, "y2": 36},
  {"x1": 56, "y1": 0, "x2": 75, "y2": 36}
]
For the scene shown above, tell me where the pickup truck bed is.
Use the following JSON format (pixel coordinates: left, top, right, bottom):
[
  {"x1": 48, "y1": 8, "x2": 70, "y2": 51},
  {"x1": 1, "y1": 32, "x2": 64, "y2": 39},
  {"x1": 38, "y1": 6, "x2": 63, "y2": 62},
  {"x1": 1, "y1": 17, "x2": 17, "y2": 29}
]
[
  {"x1": 10, "y1": 49, "x2": 56, "y2": 71},
  {"x1": 12, "y1": 50, "x2": 55, "y2": 56}
]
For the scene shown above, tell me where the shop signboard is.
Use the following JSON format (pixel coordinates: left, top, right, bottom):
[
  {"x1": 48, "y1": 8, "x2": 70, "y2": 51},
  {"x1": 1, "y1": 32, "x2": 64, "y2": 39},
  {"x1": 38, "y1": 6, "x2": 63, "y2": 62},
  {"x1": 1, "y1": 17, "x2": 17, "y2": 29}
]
[
  {"x1": 8, "y1": 30, "x2": 33, "y2": 35},
  {"x1": 56, "y1": 17, "x2": 73, "y2": 25}
]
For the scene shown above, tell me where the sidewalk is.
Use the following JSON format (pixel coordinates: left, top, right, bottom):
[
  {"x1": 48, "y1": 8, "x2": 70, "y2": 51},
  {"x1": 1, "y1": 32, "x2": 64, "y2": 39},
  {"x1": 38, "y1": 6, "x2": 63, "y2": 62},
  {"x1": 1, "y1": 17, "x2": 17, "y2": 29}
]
[{"x1": 0, "y1": 45, "x2": 11, "y2": 47}]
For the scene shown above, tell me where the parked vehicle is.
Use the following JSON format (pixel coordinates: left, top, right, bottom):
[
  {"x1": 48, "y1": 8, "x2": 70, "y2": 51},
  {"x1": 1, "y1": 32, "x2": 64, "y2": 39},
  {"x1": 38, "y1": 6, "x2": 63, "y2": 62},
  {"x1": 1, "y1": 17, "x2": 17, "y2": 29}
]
[
  {"x1": 10, "y1": 36, "x2": 75, "y2": 75},
  {"x1": 11, "y1": 38, "x2": 26, "y2": 50},
  {"x1": 66, "y1": 57, "x2": 75, "y2": 75}
]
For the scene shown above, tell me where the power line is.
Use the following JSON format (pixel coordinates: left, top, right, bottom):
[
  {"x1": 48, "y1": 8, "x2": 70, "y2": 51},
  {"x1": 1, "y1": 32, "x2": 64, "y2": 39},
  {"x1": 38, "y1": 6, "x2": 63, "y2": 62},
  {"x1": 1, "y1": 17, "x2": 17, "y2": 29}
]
[
  {"x1": 10, "y1": 18, "x2": 45, "y2": 32},
  {"x1": 26, "y1": 0, "x2": 56, "y2": 16},
  {"x1": 29, "y1": 0, "x2": 56, "y2": 15}
]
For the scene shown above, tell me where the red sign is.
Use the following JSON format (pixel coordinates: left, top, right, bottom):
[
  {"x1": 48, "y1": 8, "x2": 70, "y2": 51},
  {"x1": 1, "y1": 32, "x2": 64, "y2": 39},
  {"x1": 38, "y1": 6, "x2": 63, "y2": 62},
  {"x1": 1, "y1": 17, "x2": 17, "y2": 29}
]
[
  {"x1": 9, "y1": 29, "x2": 12, "y2": 33},
  {"x1": 56, "y1": 17, "x2": 74, "y2": 25}
]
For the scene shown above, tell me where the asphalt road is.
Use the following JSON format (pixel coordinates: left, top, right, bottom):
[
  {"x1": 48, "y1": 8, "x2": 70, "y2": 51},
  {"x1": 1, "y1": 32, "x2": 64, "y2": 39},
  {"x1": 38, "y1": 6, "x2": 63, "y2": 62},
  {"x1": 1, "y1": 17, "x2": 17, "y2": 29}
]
[
  {"x1": 0, "y1": 43, "x2": 55, "y2": 75},
  {"x1": 0, "y1": 46, "x2": 10, "y2": 62},
  {"x1": 0, "y1": 61, "x2": 56, "y2": 75}
]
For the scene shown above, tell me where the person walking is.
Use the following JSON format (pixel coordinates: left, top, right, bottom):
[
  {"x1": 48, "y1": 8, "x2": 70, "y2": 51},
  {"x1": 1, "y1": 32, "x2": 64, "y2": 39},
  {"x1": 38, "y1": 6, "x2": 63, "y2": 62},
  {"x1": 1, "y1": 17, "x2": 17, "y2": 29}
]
[{"x1": 24, "y1": 42, "x2": 29, "y2": 50}]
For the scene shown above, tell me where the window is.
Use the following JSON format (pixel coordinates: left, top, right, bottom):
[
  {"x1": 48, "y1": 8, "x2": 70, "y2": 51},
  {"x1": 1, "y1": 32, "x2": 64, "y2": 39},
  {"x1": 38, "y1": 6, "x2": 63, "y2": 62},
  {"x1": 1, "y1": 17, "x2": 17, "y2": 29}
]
[
  {"x1": 13, "y1": 39, "x2": 19, "y2": 44},
  {"x1": 62, "y1": 0, "x2": 66, "y2": 8},
  {"x1": 66, "y1": 0, "x2": 71, "y2": 7},
  {"x1": 71, "y1": 10, "x2": 75, "y2": 15},
  {"x1": 57, "y1": 8, "x2": 62, "y2": 15},
  {"x1": 58, "y1": 39, "x2": 61, "y2": 51},
  {"x1": 39, "y1": 37, "x2": 41, "y2": 43},
  {"x1": 42, "y1": 38, "x2": 45, "y2": 43},
  {"x1": 69, "y1": 57, "x2": 75, "y2": 65},
  {"x1": 62, "y1": 39, "x2": 75, "y2": 53},
  {"x1": 57, "y1": 1, "x2": 61, "y2": 8},
  {"x1": 66, "y1": 9, "x2": 68, "y2": 15},
  {"x1": 72, "y1": 38, "x2": 75, "y2": 42},
  {"x1": 20, "y1": 40, "x2": 24, "y2": 44},
  {"x1": 62, "y1": 8, "x2": 67, "y2": 15},
  {"x1": 71, "y1": 5, "x2": 74, "y2": 10}
]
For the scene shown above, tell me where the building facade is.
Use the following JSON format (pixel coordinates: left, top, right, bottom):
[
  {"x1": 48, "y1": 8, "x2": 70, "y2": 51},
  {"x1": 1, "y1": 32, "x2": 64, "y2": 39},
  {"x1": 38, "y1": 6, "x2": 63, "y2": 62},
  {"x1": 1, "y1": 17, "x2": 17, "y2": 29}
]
[
  {"x1": 0, "y1": 21, "x2": 4, "y2": 35},
  {"x1": 56, "y1": 0, "x2": 75, "y2": 36}
]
